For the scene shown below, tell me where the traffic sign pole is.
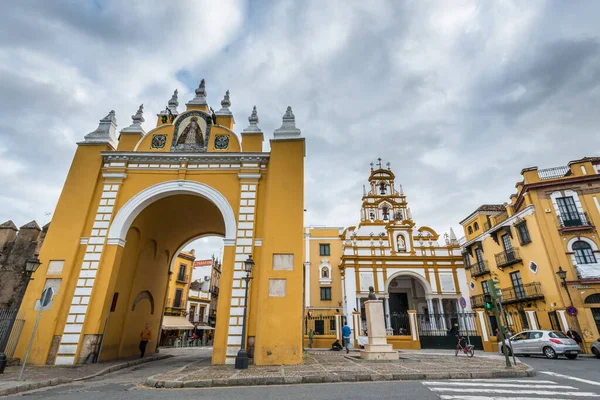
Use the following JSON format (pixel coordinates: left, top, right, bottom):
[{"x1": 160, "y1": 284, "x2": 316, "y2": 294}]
[{"x1": 18, "y1": 287, "x2": 53, "y2": 380}]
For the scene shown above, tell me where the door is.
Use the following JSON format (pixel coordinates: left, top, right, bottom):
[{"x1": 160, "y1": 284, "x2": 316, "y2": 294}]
[
  {"x1": 592, "y1": 308, "x2": 600, "y2": 335},
  {"x1": 189, "y1": 305, "x2": 197, "y2": 322},
  {"x1": 556, "y1": 196, "x2": 580, "y2": 226},
  {"x1": 502, "y1": 234, "x2": 515, "y2": 262},
  {"x1": 389, "y1": 293, "x2": 409, "y2": 315},
  {"x1": 509, "y1": 332, "x2": 528, "y2": 353},
  {"x1": 525, "y1": 331, "x2": 544, "y2": 354}
]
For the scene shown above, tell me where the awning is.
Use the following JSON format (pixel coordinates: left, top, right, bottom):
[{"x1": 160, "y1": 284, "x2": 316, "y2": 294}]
[
  {"x1": 161, "y1": 316, "x2": 194, "y2": 330},
  {"x1": 195, "y1": 325, "x2": 215, "y2": 330}
]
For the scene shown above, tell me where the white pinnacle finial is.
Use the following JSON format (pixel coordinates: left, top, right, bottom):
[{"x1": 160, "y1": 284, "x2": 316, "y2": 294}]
[
  {"x1": 121, "y1": 104, "x2": 146, "y2": 135},
  {"x1": 449, "y1": 227, "x2": 458, "y2": 242},
  {"x1": 216, "y1": 90, "x2": 232, "y2": 116},
  {"x1": 187, "y1": 79, "x2": 208, "y2": 105},
  {"x1": 82, "y1": 110, "x2": 118, "y2": 149},
  {"x1": 273, "y1": 106, "x2": 301, "y2": 139},
  {"x1": 363, "y1": 184, "x2": 366, "y2": 196},
  {"x1": 168, "y1": 90, "x2": 179, "y2": 112},
  {"x1": 243, "y1": 105, "x2": 262, "y2": 133}
]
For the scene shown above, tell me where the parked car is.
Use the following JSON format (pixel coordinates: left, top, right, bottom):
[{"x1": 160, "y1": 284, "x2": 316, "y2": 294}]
[
  {"x1": 591, "y1": 339, "x2": 600, "y2": 359},
  {"x1": 498, "y1": 330, "x2": 580, "y2": 359}
]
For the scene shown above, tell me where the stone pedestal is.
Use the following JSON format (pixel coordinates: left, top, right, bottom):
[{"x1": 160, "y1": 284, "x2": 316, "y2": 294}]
[{"x1": 359, "y1": 300, "x2": 398, "y2": 360}]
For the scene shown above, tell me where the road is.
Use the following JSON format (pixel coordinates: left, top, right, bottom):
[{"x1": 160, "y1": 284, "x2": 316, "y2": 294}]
[{"x1": 7, "y1": 350, "x2": 599, "y2": 399}]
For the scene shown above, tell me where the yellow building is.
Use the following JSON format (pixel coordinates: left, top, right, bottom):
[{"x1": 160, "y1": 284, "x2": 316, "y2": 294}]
[
  {"x1": 15, "y1": 80, "x2": 306, "y2": 366},
  {"x1": 164, "y1": 251, "x2": 195, "y2": 317},
  {"x1": 460, "y1": 157, "x2": 600, "y2": 353},
  {"x1": 305, "y1": 160, "x2": 470, "y2": 350}
]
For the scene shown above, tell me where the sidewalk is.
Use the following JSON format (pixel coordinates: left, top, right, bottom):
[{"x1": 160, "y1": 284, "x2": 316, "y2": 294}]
[
  {"x1": 0, "y1": 353, "x2": 171, "y2": 396},
  {"x1": 144, "y1": 350, "x2": 533, "y2": 389}
]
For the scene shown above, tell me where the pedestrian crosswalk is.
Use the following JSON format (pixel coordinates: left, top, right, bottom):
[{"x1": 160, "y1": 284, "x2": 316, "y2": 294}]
[{"x1": 423, "y1": 378, "x2": 600, "y2": 399}]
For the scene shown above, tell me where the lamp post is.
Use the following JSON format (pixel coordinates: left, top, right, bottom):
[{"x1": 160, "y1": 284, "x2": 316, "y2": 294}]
[
  {"x1": 235, "y1": 255, "x2": 255, "y2": 370},
  {"x1": 0, "y1": 255, "x2": 42, "y2": 374},
  {"x1": 556, "y1": 266, "x2": 574, "y2": 306}
]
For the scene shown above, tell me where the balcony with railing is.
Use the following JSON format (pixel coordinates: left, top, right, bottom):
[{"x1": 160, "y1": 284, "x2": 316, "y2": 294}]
[
  {"x1": 470, "y1": 294, "x2": 485, "y2": 309},
  {"x1": 558, "y1": 212, "x2": 594, "y2": 233},
  {"x1": 501, "y1": 282, "x2": 544, "y2": 304},
  {"x1": 176, "y1": 274, "x2": 189, "y2": 284},
  {"x1": 468, "y1": 260, "x2": 490, "y2": 278},
  {"x1": 495, "y1": 248, "x2": 522, "y2": 269},
  {"x1": 166, "y1": 297, "x2": 185, "y2": 309}
]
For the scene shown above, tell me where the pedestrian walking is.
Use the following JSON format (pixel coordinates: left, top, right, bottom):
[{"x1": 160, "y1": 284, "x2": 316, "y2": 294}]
[
  {"x1": 139, "y1": 323, "x2": 152, "y2": 358},
  {"x1": 308, "y1": 329, "x2": 314, "y2": 348},
  {"x1": 342, "y1": 323, "x2": 351, "y2": 354}
]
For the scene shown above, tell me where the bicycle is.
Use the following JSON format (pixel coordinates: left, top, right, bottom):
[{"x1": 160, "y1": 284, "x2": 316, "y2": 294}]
[{"x1": 455, "y1": 335, "x2": 475, "y2": 357}]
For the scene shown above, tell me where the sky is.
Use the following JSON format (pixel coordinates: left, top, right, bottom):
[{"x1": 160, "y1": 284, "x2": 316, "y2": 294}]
[{"x1": 1, "y1": 0, "x2": 600, "y2": 260}]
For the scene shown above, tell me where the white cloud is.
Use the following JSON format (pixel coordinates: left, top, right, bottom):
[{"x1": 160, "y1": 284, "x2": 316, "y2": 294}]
[{"x1": 1, "y1": 0, "x2": 600, "y2": 243}]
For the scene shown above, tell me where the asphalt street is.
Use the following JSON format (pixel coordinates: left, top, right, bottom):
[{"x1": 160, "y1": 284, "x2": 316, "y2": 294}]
[{"x1": 6, "y1": 350, "x2": 599, "y2": 399}]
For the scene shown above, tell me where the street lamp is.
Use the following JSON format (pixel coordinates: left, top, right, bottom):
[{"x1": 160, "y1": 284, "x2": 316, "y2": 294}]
[
  {"x1": 555, "y1": 266, "x2": 574, "y2": 306},
  {"x1": 0, "y1": 255, "x2": 42, "y2": 374},
  {"x1": 234, "y1": 255, "x2": 255, "y2": 370}
]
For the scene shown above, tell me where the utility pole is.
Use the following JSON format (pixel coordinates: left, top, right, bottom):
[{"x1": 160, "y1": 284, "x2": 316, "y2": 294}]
[{"x1": 486, "y1": 278, "x2": 511, "y2": 368}]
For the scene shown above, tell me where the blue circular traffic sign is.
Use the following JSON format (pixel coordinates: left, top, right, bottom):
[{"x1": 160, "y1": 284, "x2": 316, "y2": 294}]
[
  {"x1": 566, "y1": 306, "x2": 577, "y2": 316},
  {"x1": 459, "y1": 297, "x2": 467, "y2": 309}
]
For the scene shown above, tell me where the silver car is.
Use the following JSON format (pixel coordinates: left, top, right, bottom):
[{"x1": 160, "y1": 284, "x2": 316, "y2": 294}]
[
  {"x1": 498, "y1": 330, "x2": 580, "y2": 359},
  {"x1": 591, "y1": 339, "x2": 600, "y2": 358}
]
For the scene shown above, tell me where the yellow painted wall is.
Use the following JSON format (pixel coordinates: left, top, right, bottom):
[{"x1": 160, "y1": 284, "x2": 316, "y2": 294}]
[
  {"x1": 306, "y1": 228, "x2": 344, "y2": 311},
  {"x1": 253, "y1": 138, "x2": 305, "y2": 365}
]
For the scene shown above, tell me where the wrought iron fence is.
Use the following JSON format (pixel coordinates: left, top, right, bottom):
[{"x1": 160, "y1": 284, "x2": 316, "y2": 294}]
[
  {"x1": 469, "y1": 260, "x2": 490, "y2": 278},
  {"x1": 0, "y1": 309, "x2": 25, "y2": 359},
  {"x1": 416, "y1": 312, "x2": 478, "y2": 337},
  {"x1": 495, "y1": 247, "x2": 522, "y2": 268},
  {"x1": 558, "y1": 212, "x2": 592, "y2": 228},
  {"x1": 501, "y1": 282, "x2": 544, "y2": 304},
  {"x1": 470, "y1": 294, "x2": 485, "y2": 309},
  {"x1": 389, "y1": 312, "x2": 410, "y2": 335}
]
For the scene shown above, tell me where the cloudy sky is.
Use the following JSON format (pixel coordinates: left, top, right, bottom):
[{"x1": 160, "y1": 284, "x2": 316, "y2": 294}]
[{"x1": 1, "y1": 0, "x2": 600, "y2": 260}]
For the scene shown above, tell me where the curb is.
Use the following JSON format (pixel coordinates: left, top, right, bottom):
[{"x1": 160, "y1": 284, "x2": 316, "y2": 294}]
[
  {"x1": 143, "y1": 367, "x2": 535, "y2": 389},
  {"x1": 0, "y1": 354, "x2": 172, "y2": 397}
]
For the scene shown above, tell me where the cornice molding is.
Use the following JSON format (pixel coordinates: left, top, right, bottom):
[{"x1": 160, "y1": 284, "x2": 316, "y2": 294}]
[{"x1": 101, "y1": 151, "x2": 270, "y2": 165}]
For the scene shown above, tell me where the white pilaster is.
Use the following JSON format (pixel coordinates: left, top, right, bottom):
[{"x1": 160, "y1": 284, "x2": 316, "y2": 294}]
[
  {"x1": 55, "y1": 179, "x2": 123, "y2": 365},
  {"x1": 476, "y1": 310, "x2": 489, "y2": 341},
  {"x1": 225, "y1": 176, "x2": 260, "y2": 365}
]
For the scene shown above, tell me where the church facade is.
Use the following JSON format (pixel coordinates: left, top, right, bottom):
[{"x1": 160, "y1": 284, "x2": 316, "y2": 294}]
[
  {"x1": 304, "y1": 161, "x2": 471, "y2": 349},
  {"x1": 14, "y1": 80, "x2": 306, "y2": 366}
]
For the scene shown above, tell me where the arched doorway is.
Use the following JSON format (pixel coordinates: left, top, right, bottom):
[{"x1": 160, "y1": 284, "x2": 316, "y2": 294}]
[
  {"x1": 386, "y1": 274, "x2": 429, "y2": 336},
  {"x1": 98, "y1": 191, "x2": 229, "y2": 361}
]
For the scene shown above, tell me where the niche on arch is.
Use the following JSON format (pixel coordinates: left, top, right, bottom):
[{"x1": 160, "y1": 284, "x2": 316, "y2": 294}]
[{"x1": 131, "y1": 290, "x2": 155, "y2": 315}]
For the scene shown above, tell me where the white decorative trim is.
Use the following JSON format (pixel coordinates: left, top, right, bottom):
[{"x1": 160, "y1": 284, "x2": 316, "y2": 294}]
[
  {"x1": 80, "y1": 237, "x2": 89, "y2": 245},
  {"x1": 476, "y1": 310, "x2": 489, "y2": 341},
  {"x1": 104, "y1": 151, "x2": 269, "y2": 164},
  {"x1": 567, "y1": 236, "x2": 599, "y2": 251},
  {"x1": 556, "y1": 309, "x2": 569, "y2": 332},
  {"x1": 384, "y1": 270, "x2": 433, "y2": 295},
  {"x1": 528, "y1": 261, "x2": 539, "y2": 274},
  {"x1": 254, "y1": 238, "x2": 262, "y2": 246},
  {"x1": 102, "y1": 172, "x2": 127, "y2": 179},
  {"x1": 238, "y1": 173, "x2": 261, "y2": 180},
  {"x1": 108, "y1": 180, "x2": 237, "y2": 242},
  {"x1": 106, "y1": 238, "x2": 126, "y2": 247},
  {"x1": 223, "y1": 238, "x2": 236, "y2": 247}
]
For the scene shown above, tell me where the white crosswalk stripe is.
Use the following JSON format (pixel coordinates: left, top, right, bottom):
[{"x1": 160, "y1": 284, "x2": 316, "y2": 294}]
[{"x1": 423, "y1": 378, "x2": 600, "y2": 399}]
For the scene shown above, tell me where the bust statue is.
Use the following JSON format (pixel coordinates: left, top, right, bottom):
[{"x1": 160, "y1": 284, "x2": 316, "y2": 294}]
[{"x1": 368, "y1": 286, "x2": 377, "y2": 300}]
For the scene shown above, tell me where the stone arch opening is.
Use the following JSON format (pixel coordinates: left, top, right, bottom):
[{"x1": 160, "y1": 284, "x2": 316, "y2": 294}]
[{"x1": 100, "y1": 188, "x2": 229, "y2": 361}]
